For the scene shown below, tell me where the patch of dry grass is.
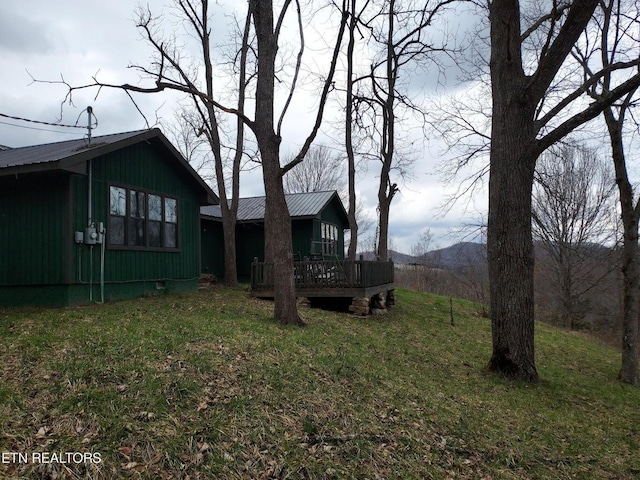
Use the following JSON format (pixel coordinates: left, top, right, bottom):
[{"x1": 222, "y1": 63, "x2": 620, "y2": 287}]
[{"x1": 1, "y1": 287, "x2": 639, "y2": 479}]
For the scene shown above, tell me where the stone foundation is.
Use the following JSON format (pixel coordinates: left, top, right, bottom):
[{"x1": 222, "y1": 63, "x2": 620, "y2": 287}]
[
  {"x1": 349, "y1": 296, "x2": 370, "y2": 315},
  {"x1": 349, "y1": 289, "x2": 395, "y2": 316},
  {"x1": 198, "y1": 274, "x2": 217, "y2": 289}
]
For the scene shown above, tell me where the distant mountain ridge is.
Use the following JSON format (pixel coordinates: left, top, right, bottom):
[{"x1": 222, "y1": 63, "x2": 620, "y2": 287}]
[
  {"x1": 360, "y1": 240, "x2": 614, "y2": 270},
  {"x1": 359, "y1": 242, "x2": 486, "y2": 270}
]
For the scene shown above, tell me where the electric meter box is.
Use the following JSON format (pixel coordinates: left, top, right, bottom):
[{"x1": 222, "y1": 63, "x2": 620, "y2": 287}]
[{"x1": 84, "y1": 227, "x2": 98, "y2": 245}]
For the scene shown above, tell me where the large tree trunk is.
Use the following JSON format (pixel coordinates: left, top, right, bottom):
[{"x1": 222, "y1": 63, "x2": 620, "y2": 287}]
[
  {"x1": 486, "y1": 0, "x2": 640, "y2": 382},
  {"x1": 251, "y1": 0, "x2": 302, "y2": 326},
  {"x1": 261, "y1": 136, "x2": 302, "y2": 325},
  {"x1": 486, "y1": 1, "x2": 539, "y2": 381},
  {"x1": 605, "y1": 108, "x2": 639, "y2": 385},
  {"x1": 486, "y1": 137, "x2": 538, "y2": 382}
]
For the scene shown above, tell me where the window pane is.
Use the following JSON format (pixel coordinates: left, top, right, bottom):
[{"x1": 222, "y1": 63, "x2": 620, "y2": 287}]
[
  {"x1": 164, "y1": 223, "x2": 177, "y2": 248},
  {"x1": 109, "y1": 187, "x2": 126, "y2": 216},
  {"x1": 109, "y1": 216, "x2": 125, "y2": 245},
  {"x1": 165, "y1": 198, "x2": 177, "y2": 223},
  {"x1": 149, "y1": 195, "x2": 162, "y2": 221},
  {"x1": 130, "y1": 191, "x2": 145, "y2": 218},
  {"x1": 128, "y1": 218, "x2": 145, "y2": 246},
  {"x1": 149, "y1": 221, "x2": 161, "y2": 247}
]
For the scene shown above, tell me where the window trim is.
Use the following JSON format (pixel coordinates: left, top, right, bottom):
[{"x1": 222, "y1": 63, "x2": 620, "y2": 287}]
[
  {"x1": 108, "y1": 183, "x2": 180, "y2": 252},
  {"x1": 320, "y1": 221, "x2": 339, "y2": 256}
]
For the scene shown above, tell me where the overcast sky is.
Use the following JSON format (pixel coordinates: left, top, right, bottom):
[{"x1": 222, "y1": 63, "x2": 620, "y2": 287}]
[{"x1": 0, "y1": 1, "x2": 487, "y2": 254}]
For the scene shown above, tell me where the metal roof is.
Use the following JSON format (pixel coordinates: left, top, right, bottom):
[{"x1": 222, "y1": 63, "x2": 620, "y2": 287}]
[
  {"x1": 0, "y1": 130, "x2": 149, "y2": 170},
  {"x1": 0, "y1": 128, "x2": 218, "y2": 205},
  {"x1": 200, "y1": 190, "x2": 348, "y2": 224}
]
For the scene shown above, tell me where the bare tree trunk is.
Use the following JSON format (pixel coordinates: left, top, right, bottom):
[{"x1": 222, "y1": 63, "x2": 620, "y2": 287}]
[
  {"x1": 221, "y1": 209, "x2": 238, "y2": 285},
  {"x1": 605, "y1": 108, "x2": 639, "y2": 385},
  {"x1": 486, "y1": 128, "x2": 538, "y2": 381},
  {"x1": 207, "y1": 124, "x2": 239, "y2": 286},
  {"x1": 559, "y1": 249, "x2": 574, "y2": 329},
  {"x1": 250, "y1": 0, "x2": 302, "y2": 325},
  {"x1": 485, "y1": 0, "x2": 621, "y2": 381},
  {"x1": 619, "y1": 224, "x2": 639, "y2": 385},
  {"x1": 377, "y1": 188, "x2": 395, "y2": 262},
  {"x1": 222, "y1": 6, "x2": 250, "y2": 287},
  {"x1": 375, "y1": 0, "x2": 397, "y2": 263},
  {"x1": 345, "y1": 0, "x2": 358, "y2": 262},
  {"x1": 377, "y1": 200, "x2": 389, "y2": 262},
  {"x1": 262, "y1": 137, "x2": 302, "y2": 325},
  {"x1": 486, "y1": 1, "x2": 539, "y2": 382}
]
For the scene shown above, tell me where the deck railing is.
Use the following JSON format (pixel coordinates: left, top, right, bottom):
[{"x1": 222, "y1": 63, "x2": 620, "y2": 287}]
[{"x1": 251, "y1": 258, "x2": 394, "y2": 291}]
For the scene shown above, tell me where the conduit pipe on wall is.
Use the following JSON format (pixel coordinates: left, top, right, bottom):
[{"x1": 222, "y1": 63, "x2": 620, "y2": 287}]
[{"x1": 100, "y1": 222, "x2": 106, "y2": 303}]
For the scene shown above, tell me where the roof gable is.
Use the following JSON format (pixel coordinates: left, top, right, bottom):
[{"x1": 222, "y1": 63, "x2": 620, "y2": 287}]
[
  {"x1": 201, "y1": 190, "x2": 349, "y2": 226},
  {"x1": 0, "y1": 128, "x2": 218, "y2": 205}
]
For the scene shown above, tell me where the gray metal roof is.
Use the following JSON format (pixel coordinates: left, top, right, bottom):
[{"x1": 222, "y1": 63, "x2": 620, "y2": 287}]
[
  {"x1": 0, "y1": 128, "x2": 218, "y2": 205},
  {"x1": 0, "y1": 130, "x2": 149, "y2": 170},
  {"x1": 200, "y1": 190, "x2": 348, "y2": 224}
]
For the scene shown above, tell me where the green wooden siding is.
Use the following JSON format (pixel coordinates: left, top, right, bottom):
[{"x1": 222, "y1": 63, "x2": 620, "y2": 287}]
[
  {"x1": 74, "y1": 142, "x2": 202, "y2": 284},
  {"x1": 202, "y1": 194, "x2": 348, "y2": 279},
  {"x1": 236, "y1": 223, "x2": 265, "y2": 278},
  {"x1": 0, "y1": 173, "x2": 69, "y2": 286},
  {"x1": 292, "y1": 219, "x2": 314, "y2": 259},
  {"x1": 1, "y1": 140, "x2": 207, "y2": 307},
  {"x1": 200, "y1": 218, "x2": 225, "y2": 277}
]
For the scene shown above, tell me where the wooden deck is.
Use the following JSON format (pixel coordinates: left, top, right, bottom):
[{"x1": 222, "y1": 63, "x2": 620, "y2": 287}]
[{"x1": 250, "y1": 258, "x2": 394, "y2": 298}]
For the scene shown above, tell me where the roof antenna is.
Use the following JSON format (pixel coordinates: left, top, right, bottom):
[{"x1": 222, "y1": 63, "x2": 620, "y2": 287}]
[{"x1": 87, "y1": 106, "x2": 93, "y2": 146}]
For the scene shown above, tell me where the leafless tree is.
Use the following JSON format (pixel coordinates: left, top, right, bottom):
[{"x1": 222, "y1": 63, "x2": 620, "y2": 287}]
[
  {"x1": 352, "y1": 0, "x2": 456, "y2": 262},
  {"x1": 32, "y1": 1, "x2": 252, "y2": 287},
  {"x1": 282, "y1": 144, "x2": 346, "y2": 195},
  {"x1": 573, "y1": 0, "x2": 640, "y2": 384},
  {"x1": 410, "y1": 228, "x2": 433, "y2": 265},
  {"x1": 343, "y1": 0, "x2": 368, "y2": 261},
  {"x1": 248, "y1": 0, "x2": 347, "y2": 325},
  {"x1": 485, "y1": 0, "x2": 640, "y2": 382},
  {"x1": 164, "y1": 105, "x2": 214, "y2": 184},
  {"x1": 346, "y1": 196, "x2": 375, "y2": 254},
  {"x1": 36, "y1": 0, "x2": 348, "y2": 324},
  {"x1": 532, "y1": 143, "x2": 617, "y2": 330}
]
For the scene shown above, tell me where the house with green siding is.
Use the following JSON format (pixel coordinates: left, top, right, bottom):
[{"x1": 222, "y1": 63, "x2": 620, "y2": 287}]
[
  {"x1": 200, "y1": 190, "x2": 349, "y2": 279},
  {"x1": 0, "y1": 129, "x2": 218, "y2": 307}
]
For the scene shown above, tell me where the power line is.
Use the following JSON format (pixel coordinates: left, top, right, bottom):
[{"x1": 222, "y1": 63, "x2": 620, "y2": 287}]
[
  {"x1": 0, "y1": 112, "x2": 87, "y2": 129},
  {"x1": 0, "y1": 120, "x2": 86, "y2": 135}
]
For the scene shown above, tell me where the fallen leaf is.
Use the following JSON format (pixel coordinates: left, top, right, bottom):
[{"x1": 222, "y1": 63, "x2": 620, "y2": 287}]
[
  {"x1": 118, "y1": 447, "x2": 133, "y2": 460},
  {"x1": 122, "y1": 461, "x2": 138, "y2": 470}
]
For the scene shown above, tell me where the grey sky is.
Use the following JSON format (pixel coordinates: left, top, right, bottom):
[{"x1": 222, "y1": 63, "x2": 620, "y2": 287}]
[{"x1": 0, "y1": 0, "x2": 487, "y2": 254}]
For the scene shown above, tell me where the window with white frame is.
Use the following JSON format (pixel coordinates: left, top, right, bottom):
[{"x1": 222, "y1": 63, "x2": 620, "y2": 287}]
[{"x1": 321, "y1": 222, "x2": 338, "y2": 256}]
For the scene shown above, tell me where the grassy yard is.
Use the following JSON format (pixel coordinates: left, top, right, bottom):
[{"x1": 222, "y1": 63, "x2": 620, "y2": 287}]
[{"x1": 0, "y1": 287, "x2": 639, "y2": 479}]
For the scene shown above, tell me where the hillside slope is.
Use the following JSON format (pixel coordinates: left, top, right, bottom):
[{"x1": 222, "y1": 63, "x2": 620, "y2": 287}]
[{"x1": 0, "y1": 287, "x2": 638, "y2": 479}]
